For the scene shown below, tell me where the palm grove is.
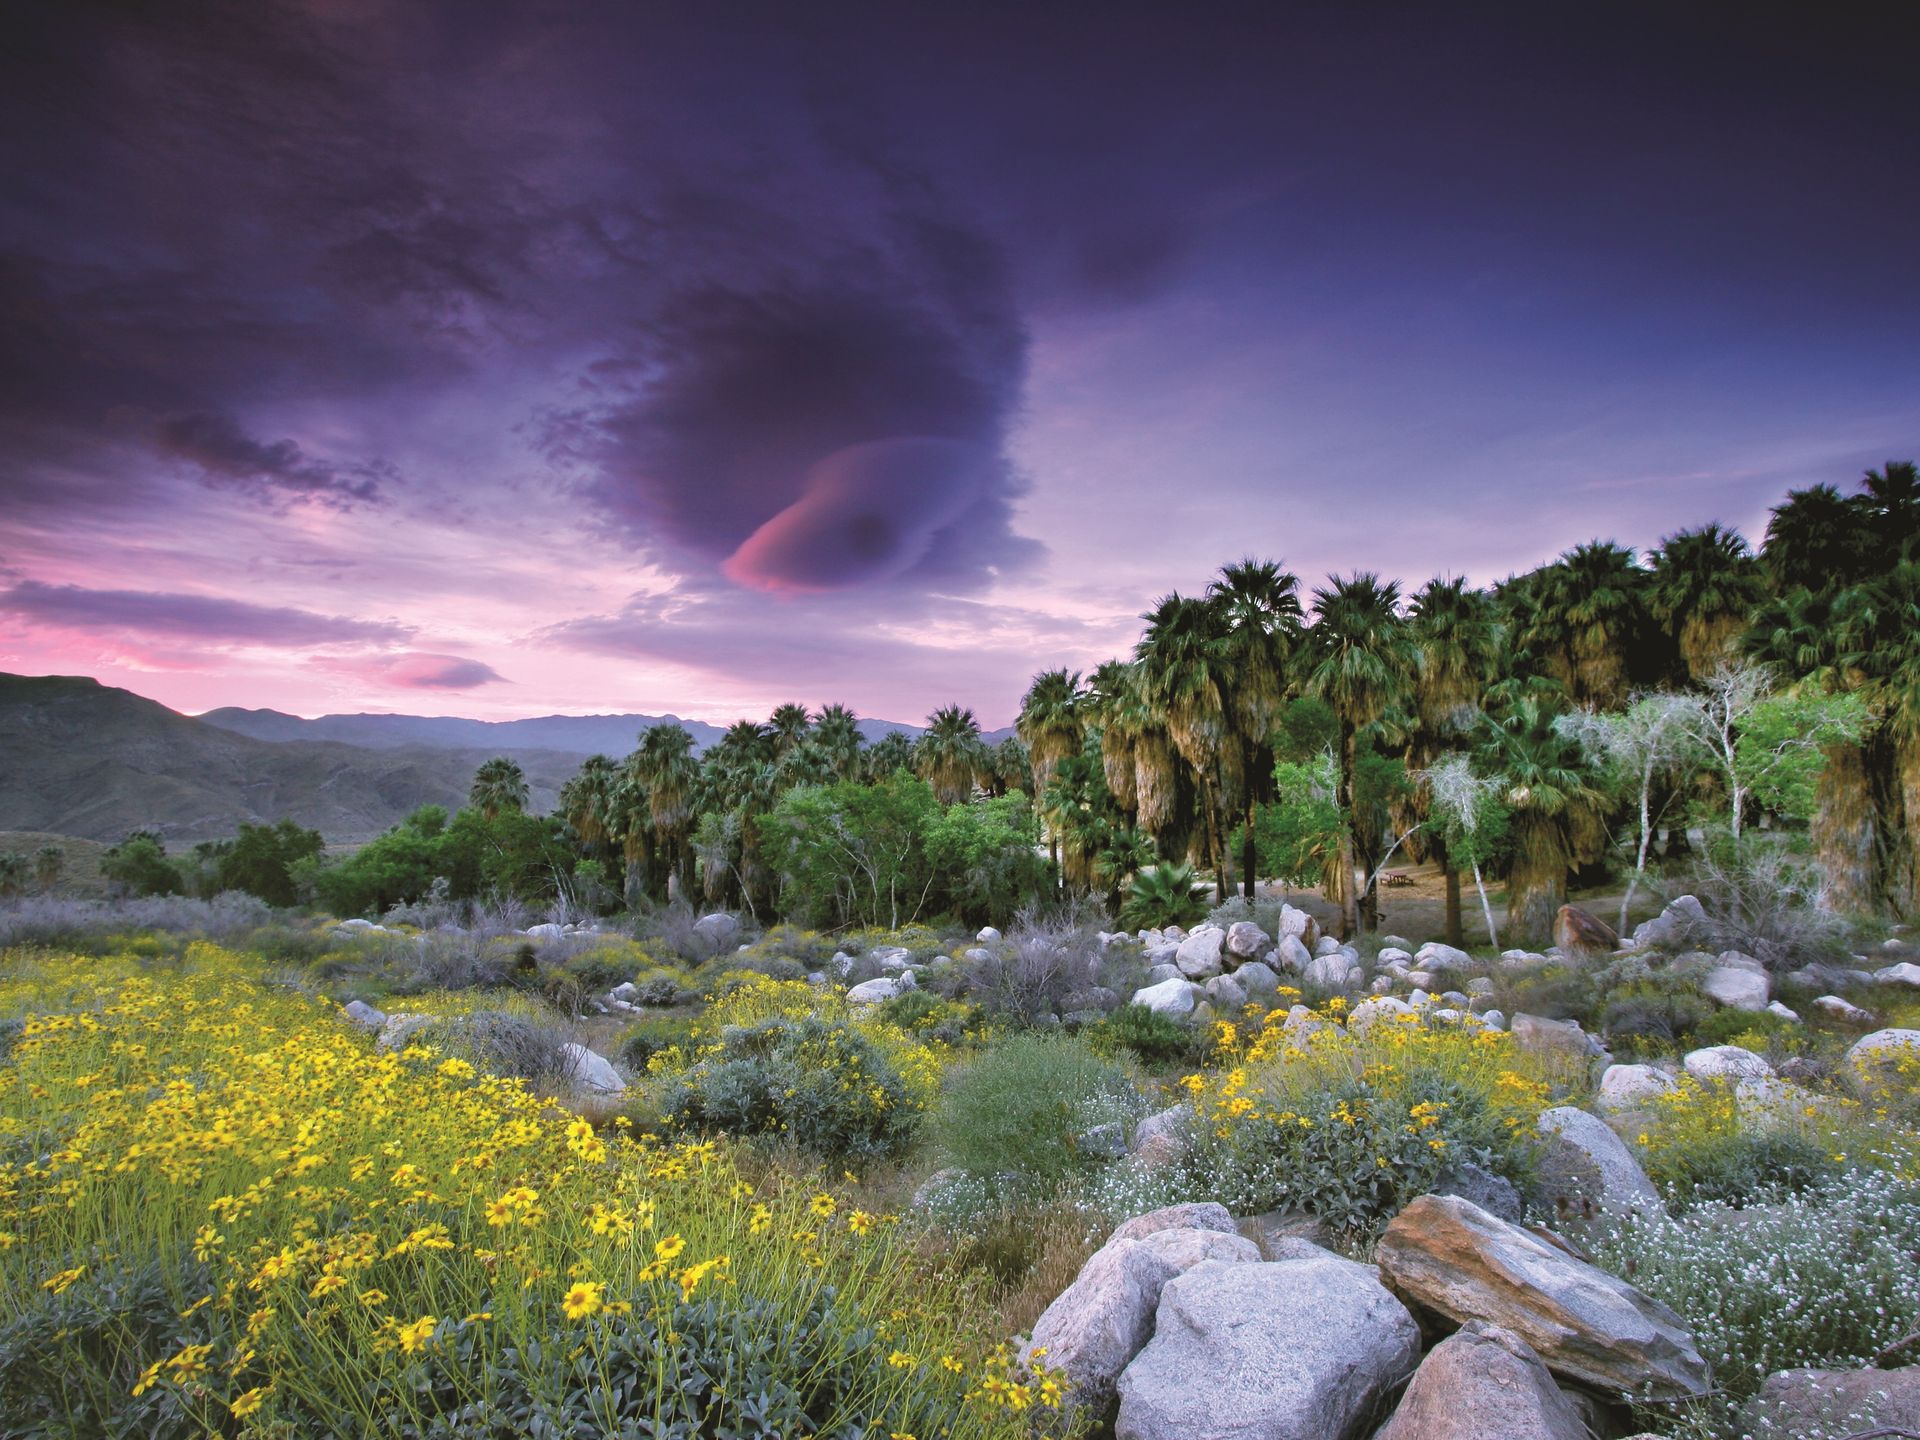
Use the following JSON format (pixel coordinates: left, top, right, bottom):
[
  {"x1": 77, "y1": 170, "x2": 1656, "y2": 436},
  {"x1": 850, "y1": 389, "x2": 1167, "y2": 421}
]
[{"x1": 125, "y1": 461, "x2": 1920, "y2": 949}]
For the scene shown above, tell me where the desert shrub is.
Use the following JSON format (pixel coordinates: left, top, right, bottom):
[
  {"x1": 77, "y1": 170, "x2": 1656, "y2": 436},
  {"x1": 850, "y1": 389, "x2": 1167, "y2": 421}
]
[
  {"x1": 383, "y1": 930, "x2": 529, "y2": 994},
  {"x1": 561, "y1": 938, "x2": 656, "y2": 991},
  {"x1": 1628, "y1": 1075, "x2": 1895, "y2": 1209},
  {"x1": 1085, "y1": 1004, "x2": 1206, "y2": 1068},
  {"x1": 1688, "y1": 1005, "x2": 1801, "y2": 1054},
  {"x1": 875, "y1": 988, "x2": 980, "y2": 1043},
  {"x1": 1489, "y1": 961, "x2": 1601, "y2": 1025},
  {"x1": 735, "y1": 924, "x2": 841, "y2": 971},
  {"x1": 239, "y1": 921, "x2": 338, "y2": 967},
  {"x1": 1600, "y1": 976, "x2": 1713, "y2": 1057},
  {"x1": 662, "y1": 1015, "x2": 924, "y2": 1165},
  {"x1": 963, "y1": 907, "x2": 1127, "y2": 1026},
  {"x1": 623, "y1": 968, "x2": 697, "y2": 1007},
  {"x1": 1086, "y1": 1009, "x2": 1556, "y2": 1244},
  {"x1": 617, "y1": 1012, "x2": 702, "y2": 1072},
  {"x1": 1117, "y1": 862, "x2": 1210, "y2": 930},
  {"x1": 0, "y1": 893, "x2": 272, "y2": 951},
  {"x1": 1586, "y1": 1168, "x2": 1920, "y2": 1433},
  {"x1": 1672, "y1": 835, "x2": 1852, "y2": 972},
  {"x1": 933, "y1": 1035, "x2": 1143, "y2": 1196},
  {"x1": 0, "y1": 946, "x2": 1040, "y2": 1436},
  {"x1": 436, "y1": 1009, "x2": 579, "y2": 1090}
]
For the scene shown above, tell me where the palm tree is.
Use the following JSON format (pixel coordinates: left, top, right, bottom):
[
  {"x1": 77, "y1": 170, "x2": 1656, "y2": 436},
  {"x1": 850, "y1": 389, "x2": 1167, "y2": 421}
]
[
  {"x1": 469, "y1": 757, "x2": 529, "y2": 821},
  {"x1": 1136, "y1": 592, "x2": 1234, "y2": 898},
  {"x1": 1521, "y1": 541, "x2": 1653, "y2": 707},
  {"x1": 1209, "y1": 559, "x2": 1305, "y2": 899},
  {"x1": 1087, "y1": 660, "x2": 1144, "y2": 821},
  {"x1": 1409, "y1": 577, "x2": 1501, "y2": 944},
  {"x1": 1862, "y1": 460, "x2": 1920, "y2": 564},
  {"x1": 557, "y1": 754, "x2": 620, "y2": 857},
  {"x1": 1831, "y1": 561, "x2": 1920, "y2": 913},
  {"x1": 864, "y1": 729, "x2": 915, "y2": 782},
  {"x1": 915, "y1": 705, "x2": 987, "y2": 805},
  {"x1": 1300, "y1": 574, "x2": 1417, "y2": 933},
  {"x1": 1018, "y1": 668, "x2": 1085, "y2": 883},
  {"x1": 627, "y1": 724, "x2": 699, "y2": 900},
  {"x1": 1763, "y1": 483, "x2": 1877, "y2": 595},
  {"x1": 767, "y1": 703, "x2": 813, "y2": 757},
  {"x1": 1646, "y1": 524, "x2": 1767, "y2": 683},
  {"x1": 810, "y1": 704, "x2": 865, "y2": 780},
  {"x1": 1478, "y1": 695, "x2": 1607, "y2": 947}
]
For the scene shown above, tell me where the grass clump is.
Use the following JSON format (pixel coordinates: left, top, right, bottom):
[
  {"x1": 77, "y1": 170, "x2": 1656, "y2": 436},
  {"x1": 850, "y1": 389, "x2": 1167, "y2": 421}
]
[{"x1": 933, "y1": 1034, "x2": 1143, "y2": 1198}]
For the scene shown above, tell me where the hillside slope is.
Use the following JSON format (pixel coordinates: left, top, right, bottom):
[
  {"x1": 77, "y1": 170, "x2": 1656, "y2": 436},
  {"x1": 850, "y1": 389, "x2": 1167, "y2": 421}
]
[{"x1": 0, "y1": 675, "x2": 577, "y2": 844}]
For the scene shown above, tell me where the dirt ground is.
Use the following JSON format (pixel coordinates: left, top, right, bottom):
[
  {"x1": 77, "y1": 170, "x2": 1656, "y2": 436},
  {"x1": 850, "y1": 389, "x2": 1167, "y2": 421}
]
[{"x1": 1252, "y1": 861, "x2": 1667, "y2": 947}]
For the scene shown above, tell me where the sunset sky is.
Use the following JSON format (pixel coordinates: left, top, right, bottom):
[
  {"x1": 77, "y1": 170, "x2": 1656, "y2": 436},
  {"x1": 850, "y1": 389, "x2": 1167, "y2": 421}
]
[{"x1": 3, "y1": 2, "x2": 1917, "y2": 727}]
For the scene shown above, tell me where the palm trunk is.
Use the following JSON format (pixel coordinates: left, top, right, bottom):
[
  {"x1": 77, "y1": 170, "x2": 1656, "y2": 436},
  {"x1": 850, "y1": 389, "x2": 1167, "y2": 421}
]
[
  {"x1": 1200, "y1": 775, "x2": 1231, "y2": 902},
  {"x1": 1813, "y1": 739, "x2": 1879, "y2": 914},
  {"x1": 1337, "y1": 721, "x2": 1359, "y2": 938},
  {"x1": 1442, "y1": 859, "x2": 1463, "y2": 948},
  {"x1": 1505, "y1": 819, "x2": 1565, "y2": 948},
  {"x1": 1896, "y1": 731, "x2": 1920, "y2": 918},
  {"x1": 1242, "y1": 792, "x2": 1259, "y2": 901}
]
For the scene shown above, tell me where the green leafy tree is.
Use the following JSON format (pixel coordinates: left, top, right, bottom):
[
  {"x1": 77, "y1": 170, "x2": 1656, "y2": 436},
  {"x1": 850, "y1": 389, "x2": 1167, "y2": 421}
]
[
  {"x1": 101, "y1": 831, "x2": 183, "y2": 898},
  {"x1": 924, "y1": 794, "x2": 1049, "y2": 924},
  {"x1": 767, "y1": 772, "x2": 941, "y2": 929},
  {"x1": 215, "y1": 818, "x2": 324, "y2": 907}
]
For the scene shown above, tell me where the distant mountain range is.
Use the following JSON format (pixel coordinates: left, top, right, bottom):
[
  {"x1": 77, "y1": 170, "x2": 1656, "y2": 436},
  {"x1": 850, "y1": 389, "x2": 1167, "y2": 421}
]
[
  {"x1": 0, "y1": 673, "x2": 1016, "y2": 845},
  {"x1": 196, "y1": 706, "x2": 973, "y2": 756}
]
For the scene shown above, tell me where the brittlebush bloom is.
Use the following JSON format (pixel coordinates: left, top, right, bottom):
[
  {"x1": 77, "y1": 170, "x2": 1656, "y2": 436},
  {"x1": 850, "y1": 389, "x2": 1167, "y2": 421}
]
[
  {"x1": 654, "y1": 1233, "x2": 686, "y2": 1262},
  {"x1": 562, "y1": 1280, "x2": 604, "y2": 1321},
  {"x1": 396, "y1": 1315, "x2": 436, "y2": 1355},
  {"x1": 43, "y1": 1265, "x2": 85, "y2": 1294},
  {"x1": 230, "y1": 1385, "x2": 271, "y2": 1417}
]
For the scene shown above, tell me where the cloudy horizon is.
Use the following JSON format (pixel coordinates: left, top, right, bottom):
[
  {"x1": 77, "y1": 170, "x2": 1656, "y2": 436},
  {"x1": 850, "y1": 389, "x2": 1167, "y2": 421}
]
[{"x1": 4, "y1": 1, "x2": 1916, "y2": 729}]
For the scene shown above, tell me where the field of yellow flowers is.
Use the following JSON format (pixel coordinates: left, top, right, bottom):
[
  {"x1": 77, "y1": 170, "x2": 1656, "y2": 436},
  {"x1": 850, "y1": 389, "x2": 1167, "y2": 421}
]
[{"x1": 0, "y1": 943, "x2": 1054, "y2": 1437}]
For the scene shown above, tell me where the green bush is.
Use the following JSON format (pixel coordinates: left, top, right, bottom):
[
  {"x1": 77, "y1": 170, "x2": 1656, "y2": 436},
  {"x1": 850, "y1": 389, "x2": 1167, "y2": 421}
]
[
  {"x1": 1085, "y1": 1004, "x2": 1205, "y2": 1068},
  {"x1": 1650, "y1": 1126, "x2": 1841, "y2": 1210},
  {"x1": 1688, "y1": 1006, "x2": 1801, "y2": 1054},
  {"x1": 1600, "y1": 977, "x2": 1713, "y2": 1057},
  {"x1": 663, "y1": 1015, "x2": 922, "y2": 1165},
  {"x1": 618, "y1": 1013, "x2": 701, "y2": 1071},
  {"x1": 1118, "y1": 863, "x2": 1210, "y2": 930},
  {"x1": 933, "y1": 1035, "x2": 1142, "y2": 1195}
]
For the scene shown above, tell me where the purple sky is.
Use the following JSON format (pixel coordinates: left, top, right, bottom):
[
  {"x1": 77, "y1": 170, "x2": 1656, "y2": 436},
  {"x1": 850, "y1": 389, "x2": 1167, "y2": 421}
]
[{"x1": 3, "y1": 2, "x2": 1917, "y2": 727}]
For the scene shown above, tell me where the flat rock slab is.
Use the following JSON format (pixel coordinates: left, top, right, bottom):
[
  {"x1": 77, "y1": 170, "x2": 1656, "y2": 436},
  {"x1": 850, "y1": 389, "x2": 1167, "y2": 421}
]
[
  {"x1": 1375, "y1": 1194, "x2": 1709, "y2": 1400},
  {"x1": 1375, "y1": 1320, "x2": 1589, "y2": 1440},
  {"x1": 1116, "y1": 1254, "x2": 1420, "y2": 1440}
]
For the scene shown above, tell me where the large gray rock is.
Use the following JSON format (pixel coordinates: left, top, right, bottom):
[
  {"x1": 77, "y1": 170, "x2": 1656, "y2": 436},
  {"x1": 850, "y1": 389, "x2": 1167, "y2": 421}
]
[
  {"x1": 1875, "y1": 961, "x2": 1920, "y2": 988},
  {"x1": 1432, "y1": 1161, "x2": 1524, "y2": 1223},
  {"x1": 1683, "y1": 1044, "x2": 1773, "y2": 1082},
  {"x1": 1114, "y1": 1254, "x2": 1420, "y2": 1440},
  {"x1": 1414, "y1": 941, "x2": 1473, "y2": 971},
  {"x1": 376, "y1": 1012, "x2": 436, "y2": 1051},
  {"x1": 1375, "y1": 1320, "x2": 1589, "y2": 1440},
  {"x1": 1511, "y1": 1012, "x2": 1607, "y2": 1064},
  {"x1": 1630, "y1": 894, "x2": 1706, "y2": 950},
  {"x1": 1234, "y1": 960, "x2": 1281, "y2": 998},
  {"x1": 1702, "y1": 965, "x2": 1771, "y2": 1011},
  {"x1": 1347, "y1": 995, "x2": 1414, "y2": 1035},
  {"x1": 1276, "y1": 934, "x2": 1313, "y2": 973},
  {"x1": 1128, "y1": 1105, "x2": 1194, "y2": 1170},
  {"x1": 1597, "y1": 1063, "x2": 1676, "y2": 1113},
  {"x1": 1027, "y1": 1238, "x2": 1181, "y2": 1404},
  {"x1": 1815, "y1": 993, "x2": 1875, "y2": 1025},
  {"x1": 1276, "y1": 904, "x2": 1317, "y2": 943},
  {"x1": 1226, "y1": 921, "x2": 1272, "y2": 958},
  {"x1": 1304, "y1": 952, "x2": 1352, "y2": 989},
  {"x1": 1132, "y1": 976, "x2": 1202, "y2": 1016},
  {"x1": 1109, "y1": 1201, "x2": 1239, "y2": 1243},
  {"x1": 1204, "y1": 972, "x2": 1249, "y2": 1011},
  {"x1": 1846, "y1": 1028, "x2": 1920, "y2": 1096},
  {"x1": 1742, "y1": 1365, "x2": 1920, "y2": 1434},
  {"x1": 341, "y1": 999, "x2": 387, "y2": 1030},
  {"x1": 1135, "y1": 1226, "x2": 1261, "y2": 1271},
  {"x1": 846, "y1": 974, "x2": 913, "y2": 1004},
  {"x1": 1533, "y1": 1106, "x2": 1664, "y2": 1221},
  {"x1": 1375, "y1": 1195, "x2": 1709, "y2": 1400},
  {"x1": 1176, "y1": 925, "x2": 1227, "y2": 978},
  {"x1": 692, "y1": 911, "x2": 739, "y2": 944},
  {"x1": 559, "y1": 1042, "x2": 625, "y2": 1095}
]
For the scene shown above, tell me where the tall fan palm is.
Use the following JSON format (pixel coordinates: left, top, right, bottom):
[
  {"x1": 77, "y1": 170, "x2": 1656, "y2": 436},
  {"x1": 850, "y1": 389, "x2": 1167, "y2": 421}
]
[
  {"x1": 1209, "y1": 559, "x2": 1305, "y2": 898},
  {"x1": 1647, "y1": 524, "x2": 1767, "y2": 683},
  {"x1": 1018, "y1": 668, "x2": 1085, "y2": 881},
  {"x1": 1862, "y1": 460, "x2": 1920, "y2": 563},
  {"x1": 1136, "y1": 592, "x2": 1234, "y2": 899},
  {"x1": 557, "y1": 754, "x2": 619, "y2": 856},
  {"x1": 1763, "y1": 483, "x2": 1877, "y2": 595},
  {"x1": 469, "y1": 757, "x2": 530, "y2": 821},
  {"x1": 627, "y1": 723, "x2": 700, "y2": 900},
  {"x1": 767, "y1": 703, "x2": 813, "y2": 757},
  {"x1": 1523, "y1": 541, "x2": 1653, "y2": 707},
  {"x1": 864, "y1": 730, "x2": 915, "y2": 782},
  {"x1": 915, "y1": 705, "x2": 987, "y2": 805},
  {"x1": 988, "y1": 735, "x2": 1030, "y2": 798},
  {"x1": 1831, "y1": 562, "x2": 1920, "y2": 913},
  {"x1": 1087, "y1": 659, "x2": 1144, "y2": 820},
  {"x1": 1409, "y1": 577, "x2": 1501, "y2": 943},
  {"x1": 1300, "y1": 574, "x2": 1417, "y2": 933},
  {"x1": 810, "y1": 704, "x2": 865, "y2": 780},
  {"x1": 1478, "y1": 695, "x2": 1607, "y2": 947}
]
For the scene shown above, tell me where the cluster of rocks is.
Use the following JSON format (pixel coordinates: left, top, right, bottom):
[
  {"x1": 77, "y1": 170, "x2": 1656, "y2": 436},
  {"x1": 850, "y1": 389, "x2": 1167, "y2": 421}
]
[
  {"x1": 1021, "y1": 1193, "x2": 1712, "y2": 1440},
  {"x1": 336, "y1": 998, "x2": 627, "y2": 1098}
]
